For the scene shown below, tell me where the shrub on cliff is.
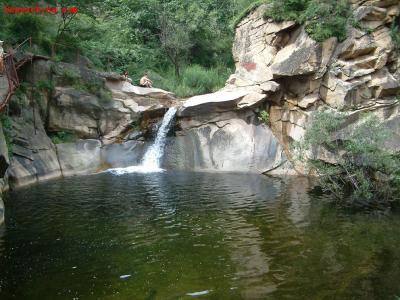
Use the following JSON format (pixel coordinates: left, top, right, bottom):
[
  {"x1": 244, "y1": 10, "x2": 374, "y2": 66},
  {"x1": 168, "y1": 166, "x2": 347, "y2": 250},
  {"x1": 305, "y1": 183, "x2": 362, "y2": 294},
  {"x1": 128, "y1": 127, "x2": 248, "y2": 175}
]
[
  {"x1": 391, "y1": 17, "x2": 400, "y2": 52},
  {"x1": 155, "y1": 65, "x2": 231, "y2": 98},
  {"x1": 265, "y1": 0, "x2": 351, "y2": 42},
  {"x1": 0, "y1": 113, "x2": 13, "y2": 158},
  {"x1": 295, "y1": 111, "x2": 400, "y2": 209}
]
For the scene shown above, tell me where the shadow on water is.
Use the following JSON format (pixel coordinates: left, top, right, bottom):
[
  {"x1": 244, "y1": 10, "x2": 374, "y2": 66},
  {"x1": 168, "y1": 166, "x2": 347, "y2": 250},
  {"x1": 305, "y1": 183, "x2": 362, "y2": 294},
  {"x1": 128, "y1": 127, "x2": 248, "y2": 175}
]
[{"x1": 0, "y1": 171, "x2": 400, "y2": 299}]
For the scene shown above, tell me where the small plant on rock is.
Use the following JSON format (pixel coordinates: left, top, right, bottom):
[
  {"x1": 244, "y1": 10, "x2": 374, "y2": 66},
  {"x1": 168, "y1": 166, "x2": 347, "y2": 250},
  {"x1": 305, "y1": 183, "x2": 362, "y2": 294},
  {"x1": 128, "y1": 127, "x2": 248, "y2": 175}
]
[
  {"x1": 258, "y1": 110, "x2": 270, "y2": 125},
  {"x1": 49, "y1": 131, "x2": 77, "y2": 144},
  {"x1": 0, "y1": 113, "x2": 14, "y2": 158}
]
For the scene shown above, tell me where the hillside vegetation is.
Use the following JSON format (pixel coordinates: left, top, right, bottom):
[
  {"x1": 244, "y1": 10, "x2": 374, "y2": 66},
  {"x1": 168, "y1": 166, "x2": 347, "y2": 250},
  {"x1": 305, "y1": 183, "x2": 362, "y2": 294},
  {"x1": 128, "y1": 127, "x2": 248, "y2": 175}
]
[{"x1": 1, "y1": 0, "x2": 263, "y2": 96}]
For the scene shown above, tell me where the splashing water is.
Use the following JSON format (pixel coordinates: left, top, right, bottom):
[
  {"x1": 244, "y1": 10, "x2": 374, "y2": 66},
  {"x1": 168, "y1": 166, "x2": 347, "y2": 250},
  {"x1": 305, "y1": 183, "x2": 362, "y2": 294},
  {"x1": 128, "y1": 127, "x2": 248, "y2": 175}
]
[{"x1": 109, "y1": 107, "x2": 177, "y2": 174}]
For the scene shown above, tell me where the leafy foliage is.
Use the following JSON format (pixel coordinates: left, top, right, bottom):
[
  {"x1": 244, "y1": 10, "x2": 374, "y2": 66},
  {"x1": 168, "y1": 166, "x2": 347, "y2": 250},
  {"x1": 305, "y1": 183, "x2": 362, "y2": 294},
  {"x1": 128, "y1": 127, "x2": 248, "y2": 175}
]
[
  {"x1": 258, "y1": 110, "x2": 270, "y2": 125},
  {"x1": 265, "y1": 0, "x2": 351, "y2": 42},
  {"x1": 155, "y1": 64, "x2": 231, "y2": 97},
  {"x1": 231, "y1": 0, "x2": 268, "y2": 29},
  {"x1": 295, "y1": 110, "x2": 400, "y2": 209},
  {"x1": 0, "y1": 113, "x2": 14, "y2": 158},
  {"x1": 1, "y1": 0, "x2": 265, "y2": 96},
  {"x1": 391, "y1": 17, "x2": 400, "y2": 52},
  {"x1": 49, "y1": 131, "x2": 77, "y2": 144}
]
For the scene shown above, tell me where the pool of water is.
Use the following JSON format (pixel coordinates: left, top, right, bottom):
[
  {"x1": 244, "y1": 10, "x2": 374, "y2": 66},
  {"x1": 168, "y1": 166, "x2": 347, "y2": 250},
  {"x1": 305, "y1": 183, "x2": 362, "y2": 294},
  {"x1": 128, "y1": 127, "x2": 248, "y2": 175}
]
[{"x1": 0, "y1": 171, "x2": 400, "y2": 299}]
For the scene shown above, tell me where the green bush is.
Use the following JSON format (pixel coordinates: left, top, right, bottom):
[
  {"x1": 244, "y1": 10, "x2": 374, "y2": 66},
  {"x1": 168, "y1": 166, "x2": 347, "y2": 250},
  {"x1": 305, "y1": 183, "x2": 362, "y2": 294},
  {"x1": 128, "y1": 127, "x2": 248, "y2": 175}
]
[
  {"x1": 0, "y1": 113, "x2": 14, "y2": 158},
  {"x1": 265, "y1": 0, "x2": 351, "y2": 42},
  {"x1": 58, "y1": 68, "x2": 81, "y2": 86},
  {"x1": 391, "y1": 17, "x2": 400, "y2": 52},
  {"x1": 266, "y1": 0, "x2": 308, "y2": 22},
  {"x1": 35, "y1": 80, "x2": 55, "y2": 93},
  {"x1": 231, "y1": 1, "x2": 269, "y2": 29},
  {"x1": 49, "y1": 131, "x2": 77, "y2": 145},
  {"x1": 155, "y1": 65, "x2": 231, "y2": 98},
  {"x1": 258, "y1": 110, "x2": 270, "y2": 125},
  {"x1": 295, "y1": 110, "x2": 400, "y2": 209}
]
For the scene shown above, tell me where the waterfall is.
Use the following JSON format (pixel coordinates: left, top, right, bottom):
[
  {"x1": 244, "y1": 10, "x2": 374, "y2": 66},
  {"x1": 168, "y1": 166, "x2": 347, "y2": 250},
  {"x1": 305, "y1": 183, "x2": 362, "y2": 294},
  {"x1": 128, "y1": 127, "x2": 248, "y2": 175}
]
[
  {"x1": 109, "y1": 107, "x2": 177, "y2": 174},
  {"x1": 141, "y1": 107, "x2": 177, "y2": 169}
]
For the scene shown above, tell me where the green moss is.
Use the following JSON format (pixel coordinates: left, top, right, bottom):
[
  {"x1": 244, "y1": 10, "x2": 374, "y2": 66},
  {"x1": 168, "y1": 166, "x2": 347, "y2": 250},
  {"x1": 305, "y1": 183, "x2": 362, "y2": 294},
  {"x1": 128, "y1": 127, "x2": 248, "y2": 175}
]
[{"x1": 49, "y1": 131, "x2": 77, "y2": 144}]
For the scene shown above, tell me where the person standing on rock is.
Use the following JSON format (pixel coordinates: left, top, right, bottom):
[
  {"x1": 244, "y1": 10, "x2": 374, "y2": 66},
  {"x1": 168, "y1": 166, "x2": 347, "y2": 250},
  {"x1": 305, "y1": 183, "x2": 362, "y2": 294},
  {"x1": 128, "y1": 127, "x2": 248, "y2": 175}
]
[{"x1": 139, "y1": 72, "x2": 153, "y2": 88}]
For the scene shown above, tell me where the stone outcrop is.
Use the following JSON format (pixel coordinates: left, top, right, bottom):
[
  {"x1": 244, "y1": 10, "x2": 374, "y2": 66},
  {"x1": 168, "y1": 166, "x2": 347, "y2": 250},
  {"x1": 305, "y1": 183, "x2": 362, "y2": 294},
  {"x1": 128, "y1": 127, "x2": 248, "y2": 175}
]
[
  {"x1": 6, "y1": 94, "x2": 62, "y2": 188},
  {"x1": 178, "y1": 90, "x2": 267, "y2": 117},
  {"x1": 167, "y1": 109, "x2": 292, "y2": 174},
  {"x1": 230, "y1": 1, "x2": 400, "y2": 172},
  {"x1": 49, "y1": 87, "x2": 136, "y2": 141},
  {"x1": 56, "y1": 140, "x2": 102, "y2": 177}
]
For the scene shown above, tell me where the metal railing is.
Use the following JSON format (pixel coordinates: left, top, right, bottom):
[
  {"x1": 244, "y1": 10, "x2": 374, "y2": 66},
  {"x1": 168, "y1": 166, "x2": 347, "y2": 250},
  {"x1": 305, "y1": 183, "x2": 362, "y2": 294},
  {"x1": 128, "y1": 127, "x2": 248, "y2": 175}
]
[{"x1": 0, "y1": 38, "x2": 34, "y2": 111}]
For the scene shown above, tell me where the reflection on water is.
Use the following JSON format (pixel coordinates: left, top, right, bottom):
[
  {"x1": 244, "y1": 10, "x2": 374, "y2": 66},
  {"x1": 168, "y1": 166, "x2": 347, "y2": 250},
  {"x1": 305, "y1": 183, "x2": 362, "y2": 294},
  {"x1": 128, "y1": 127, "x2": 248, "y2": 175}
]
[{"x1": 0, "y1": 172, "x2": 400, "y2": 299}]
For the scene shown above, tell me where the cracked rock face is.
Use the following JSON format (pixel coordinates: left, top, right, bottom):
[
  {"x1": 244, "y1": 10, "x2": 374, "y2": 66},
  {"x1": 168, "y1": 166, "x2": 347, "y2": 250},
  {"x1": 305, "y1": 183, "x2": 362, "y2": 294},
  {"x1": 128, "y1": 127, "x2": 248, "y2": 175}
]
[
  {"x1": 165, "y1": 110, "x2": 289, "y2": 174},
  {"x1": 228, "y1": 1, "x2": 400, "y2": 172}
]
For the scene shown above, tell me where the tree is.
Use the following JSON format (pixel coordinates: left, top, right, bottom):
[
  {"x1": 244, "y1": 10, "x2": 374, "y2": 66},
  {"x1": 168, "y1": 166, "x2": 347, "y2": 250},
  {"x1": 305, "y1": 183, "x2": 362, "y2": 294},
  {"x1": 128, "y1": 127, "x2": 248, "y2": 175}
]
[{"x1": 159, "y1": 16, "x2": 192, "y2": 77}]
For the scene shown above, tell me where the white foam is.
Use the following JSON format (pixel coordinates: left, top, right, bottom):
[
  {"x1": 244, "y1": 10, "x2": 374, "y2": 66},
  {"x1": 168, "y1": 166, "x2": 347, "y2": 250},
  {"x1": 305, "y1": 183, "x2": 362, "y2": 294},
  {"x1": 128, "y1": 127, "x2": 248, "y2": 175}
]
[{"x1": 108, "y1": 165, "x2": 164, "y2": 175}]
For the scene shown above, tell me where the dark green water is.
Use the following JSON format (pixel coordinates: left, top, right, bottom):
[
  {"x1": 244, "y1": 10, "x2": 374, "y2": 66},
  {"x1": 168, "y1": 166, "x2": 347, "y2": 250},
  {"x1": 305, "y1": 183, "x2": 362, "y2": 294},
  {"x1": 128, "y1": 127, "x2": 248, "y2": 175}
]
[{"x1": 0, "y1": 171, "x2": 400, "y2": 300}]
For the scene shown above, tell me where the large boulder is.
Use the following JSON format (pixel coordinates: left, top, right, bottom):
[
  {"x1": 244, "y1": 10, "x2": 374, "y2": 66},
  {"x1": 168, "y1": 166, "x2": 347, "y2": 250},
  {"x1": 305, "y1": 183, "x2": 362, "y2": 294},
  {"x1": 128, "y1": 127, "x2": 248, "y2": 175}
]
[
  {"x1": 48, "y1": 87, "x2": 137, "y2": 140},
  {"x1": 6, "y1": 95, "x2": 62, "y2": 188},
  {"x1": 106, "y1": 80, "x2": 175, "y2": 100},
  {"x1": 270, "y1": 28, "x2": 322, "y2": 78},
  {"x1": 178, "y1": 89, "x2": 267, "y2": 117},
  {"x1": 166, "y1": 110, "x2": 290, "y2": 173},
  {"x1": 233, "y1": 3, "x2": 296, "y2": 84},
  {"x1": 56, "y1": 140, "x2": 102, "y2": 177},
  {"x1": 56, "y1": 139, "x2": 150, "y2": 176},
  {"x1": 101, "y1": 140, "x2": 148, "y2": 168},
  {"x1": 107, "y1": 80, "x2": 178, "y2": 126}
]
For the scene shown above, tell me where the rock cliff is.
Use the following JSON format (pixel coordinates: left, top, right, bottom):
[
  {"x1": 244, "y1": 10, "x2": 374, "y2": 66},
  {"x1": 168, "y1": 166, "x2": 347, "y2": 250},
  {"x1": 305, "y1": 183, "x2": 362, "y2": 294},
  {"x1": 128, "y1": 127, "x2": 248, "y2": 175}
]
[{"x1": 225, "y1": 0, "x2": 400, "y2": 172}]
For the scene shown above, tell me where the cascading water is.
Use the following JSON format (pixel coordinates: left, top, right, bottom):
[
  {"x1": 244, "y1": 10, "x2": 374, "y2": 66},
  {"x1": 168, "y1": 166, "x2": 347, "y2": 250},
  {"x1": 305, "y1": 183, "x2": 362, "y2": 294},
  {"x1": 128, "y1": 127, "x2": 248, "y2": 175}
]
[
  {"x1": 141, "y1": 107, "x2": 177, "y2": 169},
  {"x1": 109, "y1": 107, "x2": 177, "y2": 174}
]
